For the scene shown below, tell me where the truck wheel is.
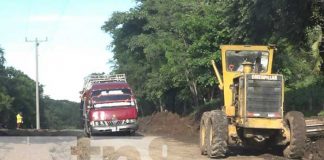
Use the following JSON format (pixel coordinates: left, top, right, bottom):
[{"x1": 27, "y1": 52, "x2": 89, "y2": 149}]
[
  {"x1": 206, "y1": 110, "x2": 228, "y2": 158},
  {"x1": 283, "y1": 111, "x2": 306, "y2": 159},
  {"x1": 129, "y1": 130, "x2": 136, "y2": 136},
  {"x1": 200, "y1": 112, "x2": 210, "y2": 155}
]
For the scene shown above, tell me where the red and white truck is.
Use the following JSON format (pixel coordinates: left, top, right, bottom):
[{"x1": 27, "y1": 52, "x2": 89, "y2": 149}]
[{"x1": 80, "y1": 74, "x2": 138, "y2": 136}]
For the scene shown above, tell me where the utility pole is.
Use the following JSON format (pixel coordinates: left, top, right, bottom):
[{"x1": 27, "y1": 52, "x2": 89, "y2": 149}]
[{"x1": 25, "y1": 37, "x2": 47, "y2": 130}]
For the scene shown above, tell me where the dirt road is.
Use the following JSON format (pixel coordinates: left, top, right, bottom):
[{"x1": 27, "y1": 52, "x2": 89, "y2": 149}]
[
  {"x1": 64, "y1": 133, "x2": 324, "y2": 160},
  {"x1": 1, "y1": 110, "x2": 324, "y2": 160},
  {"x1": 0, "y1": 129, "x2": 286, "y2": 160},
  {"x1": 88, "y1": 133, "x2": 282, "y2": 160}
]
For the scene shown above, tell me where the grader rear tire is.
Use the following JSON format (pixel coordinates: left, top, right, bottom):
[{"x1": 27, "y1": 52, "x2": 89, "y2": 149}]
[
  {"x1": 200, "y1": 112, "x2": 210, "y2": 155},
  {"x1": 206, "y1": 110, "x2": 228, "y2": 158},
  {"x1": 283, "y1": 111, "x2": 306, "y2": 159}
]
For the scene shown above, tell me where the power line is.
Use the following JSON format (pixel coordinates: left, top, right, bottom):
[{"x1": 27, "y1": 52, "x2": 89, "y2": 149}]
[{"x1": 25, "y1": 37, "x2": 48, "y2": 130}]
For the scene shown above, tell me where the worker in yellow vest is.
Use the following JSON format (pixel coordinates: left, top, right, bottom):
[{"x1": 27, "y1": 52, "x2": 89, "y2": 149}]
[{"x1": 16, "y1": 112, "x2": 23, "y2": 129}]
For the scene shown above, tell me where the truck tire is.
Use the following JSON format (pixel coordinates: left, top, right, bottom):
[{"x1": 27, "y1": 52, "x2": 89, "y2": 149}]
[
  {"x1": 200, "y1": 112, "x2": 210, "y2": 155},
  {"x1": 129, "y1": 130, "x2": 136, "y2": 136},
  {"x1": 206, "y1": 110, "x2": 228, "y2": 158},
  {"x1": 283, "y1": 111, "x2": 306, "y2": 159}
]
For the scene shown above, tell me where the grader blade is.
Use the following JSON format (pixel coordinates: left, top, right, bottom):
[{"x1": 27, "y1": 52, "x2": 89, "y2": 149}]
[{"x1": 305, "y1": 117, "x2": 324, "y2": 137}]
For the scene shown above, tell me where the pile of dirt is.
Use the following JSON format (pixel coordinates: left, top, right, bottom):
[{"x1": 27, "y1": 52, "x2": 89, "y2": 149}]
[
  {"x1": 138, "y1": 112, "x2": 199, "y2": 140},
  {"x1": 304, "y1": 138, "x2": 324, "y2": 160}
]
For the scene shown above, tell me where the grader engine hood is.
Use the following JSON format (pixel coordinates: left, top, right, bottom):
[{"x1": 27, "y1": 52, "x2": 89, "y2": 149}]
[{"x1": 244, "y1": 74, "x2": 283, "y2": 118}]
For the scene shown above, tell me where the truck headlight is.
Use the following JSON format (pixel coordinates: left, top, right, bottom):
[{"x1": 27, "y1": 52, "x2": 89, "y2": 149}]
[
  {"x1": 129, "y1": 119, "x2": 136, "y2": 123},
  {"x1": 100, "y1": 111, "x2": 106, "y2": 120},
  {"x1": 92, "y1": 112, "x2": 99, "y2": 120}
]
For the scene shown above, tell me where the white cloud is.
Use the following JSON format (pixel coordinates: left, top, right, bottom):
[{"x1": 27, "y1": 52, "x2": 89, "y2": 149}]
[
  {"x1": 39, "y1": 47, "x2": 112, "y2": 102},
  {"x1": 5, "y1": 43, "x2": 113, "y2": 102},
  {"x1": 28, "y1": 15, "x2": 104, "y2": 23},
  {"x1": 2, "y1": 0, "x2": 136, "y2": 102},
  {"x1": 28, "y1": 15, "x2": 60, "y2": 22}
]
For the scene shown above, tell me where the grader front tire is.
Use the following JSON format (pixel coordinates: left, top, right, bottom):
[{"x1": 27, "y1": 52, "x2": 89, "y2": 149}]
[
  {"x1": 206, "y1": 110, "x2": 228, "y2": 158},
  {"x1": 283, "y1": 111, "x2": 306, "y2": 159},
  {"x1": 200, "y1": 112, "x2": 210, "y2": 155}
]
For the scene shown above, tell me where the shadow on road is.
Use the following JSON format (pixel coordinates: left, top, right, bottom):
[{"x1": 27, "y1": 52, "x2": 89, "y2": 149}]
[
  {"x1": 225, "y1": 146, "x2": 285, "y2": 160},
  {"x1": 0, "y1": 129, "x2": 83, "y2": 136},
  {"x1": 0, "y1": 129, "x2": 145, "y2": 138},
  {"x1": 89, "y1": 132, "x2": 144, "y2": 140}
]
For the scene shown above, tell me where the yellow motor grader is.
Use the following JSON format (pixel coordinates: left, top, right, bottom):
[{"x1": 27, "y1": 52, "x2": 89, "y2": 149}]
[{"x1": 200, "y1": 45, "x2": 308, "y2": 159}]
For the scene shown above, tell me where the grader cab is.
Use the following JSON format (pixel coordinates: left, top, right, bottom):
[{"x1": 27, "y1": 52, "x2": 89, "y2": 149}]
[{"x1": 200, "y1": 45, "x2": 306, "y2": 159}]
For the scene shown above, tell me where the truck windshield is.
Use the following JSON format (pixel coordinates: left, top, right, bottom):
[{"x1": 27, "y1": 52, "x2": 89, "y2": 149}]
[
  {"x1": 226, "y1": 50, "x2": 269, "y2": 72},
  {"x1": 92, "y1": 94, "x2": 131, "y2": 102},
  {"x1": 91, "y1": 89, "x2": 133, "y2": 108},
  {"x1": 92, "y1": 89, "x2": 131, "y2": 96}
]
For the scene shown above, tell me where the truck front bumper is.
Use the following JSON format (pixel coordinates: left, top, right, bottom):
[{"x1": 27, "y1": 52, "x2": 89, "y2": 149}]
[{"x1": 91, "y1": 123, "x2": 138, "y2": 133}]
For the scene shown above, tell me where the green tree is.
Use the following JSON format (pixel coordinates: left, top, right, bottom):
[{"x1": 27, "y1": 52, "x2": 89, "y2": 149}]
[
  {"x1": 0, "y1": 48, "x2": 14, "y2": 127},
  {"x1": 42, "y1": 96, "x2": 81, "y2": 129},
  {"x1": 103, "y1": 0, "x2": 324, "y2": 116},
  {"x1": 0, "y1": 46, "x2": 81, "y2": 128},
  {"x1": 4, "y1": 67, "x2": 40, "y2": 128}
]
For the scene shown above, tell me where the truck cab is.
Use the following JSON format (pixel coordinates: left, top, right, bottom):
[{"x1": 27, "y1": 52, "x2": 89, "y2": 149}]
[{"x1": 80, "y1": 74, "x2": 138, "y2": 136}]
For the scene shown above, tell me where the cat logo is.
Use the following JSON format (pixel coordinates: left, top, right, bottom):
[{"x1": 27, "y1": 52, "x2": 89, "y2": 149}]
[{"x1": 251, "y1": 75, "x2": 278, "y2": 80}]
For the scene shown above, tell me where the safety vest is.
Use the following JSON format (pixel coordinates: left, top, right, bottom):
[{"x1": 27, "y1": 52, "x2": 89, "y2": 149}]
[{"x1": 16, "y1": 114, "x2": 22, "y2": 123}]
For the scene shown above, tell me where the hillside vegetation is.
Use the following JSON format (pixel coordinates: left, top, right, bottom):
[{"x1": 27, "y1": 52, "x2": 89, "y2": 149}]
[
  {"x1": 0, "y1": 48, "x2": 80, "y2": 129},
  {"x1": 102, "y1": 0, "x2": 324, "y2": 116}
]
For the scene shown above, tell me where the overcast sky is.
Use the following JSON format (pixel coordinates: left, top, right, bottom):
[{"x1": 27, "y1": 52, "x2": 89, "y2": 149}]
[{"x1": 0, "y1": 0, "x2": 136, "y2": 102}]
